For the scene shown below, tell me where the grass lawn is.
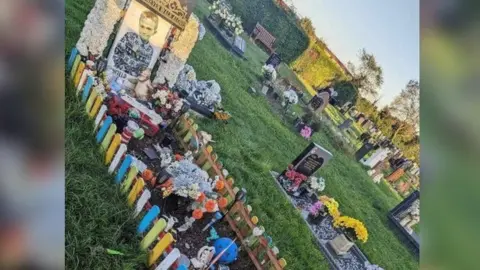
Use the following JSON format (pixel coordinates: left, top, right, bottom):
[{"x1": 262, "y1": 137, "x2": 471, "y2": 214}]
[
  {"x1": 66, "y1": 0, "x2": 418, "y2": 269},
  {"x1": 66, "y1": 0, "x2": 144, "y2": 269},
  {"x1": 190, "y1": 1, "x2": 418, "y2": 269}
]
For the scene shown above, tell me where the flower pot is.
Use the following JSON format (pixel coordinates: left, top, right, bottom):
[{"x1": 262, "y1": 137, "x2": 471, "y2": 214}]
[
  {"x1": 342, "y1": 228, "x2": 358, "y2": 242},
  {"x1": 308, "y1": 213, "x2": 326, "y2": 224}
]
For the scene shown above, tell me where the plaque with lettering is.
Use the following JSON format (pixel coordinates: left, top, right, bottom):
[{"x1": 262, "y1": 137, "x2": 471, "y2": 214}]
[
  {"x1": 309, "y1": 92, "x2": 330, "y2": 112},
  {"x1": 286, "y1": 143, "x2": 333, "y2": 177}
]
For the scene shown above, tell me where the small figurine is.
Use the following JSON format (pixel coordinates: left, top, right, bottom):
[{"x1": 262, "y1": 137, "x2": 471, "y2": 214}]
[
  {"x1": 206, "y1": 227, "x2": 220, "y2": 242},
  {"x1": 177, "y1": 216, "x2": 196, "y2": 232},
  {"x1": 162, "y1": 215, "x2": 178, "y2": 233},
  {"x1": 133, "y1": 69, "x2": 153, "y2": 101},
  {"x1": 190, "y1": 246, "x2": 215, "y2": 269}
]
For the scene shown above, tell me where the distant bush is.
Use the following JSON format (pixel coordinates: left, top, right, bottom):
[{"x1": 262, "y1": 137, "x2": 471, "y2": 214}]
[{"x1": 228, "y1": 0, "x2": 309, "y2": 63}]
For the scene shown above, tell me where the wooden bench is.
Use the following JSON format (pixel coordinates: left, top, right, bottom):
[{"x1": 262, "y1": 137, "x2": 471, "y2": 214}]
[{"x1": 250, "y1": 23, "x2": 276, "y2": 53}]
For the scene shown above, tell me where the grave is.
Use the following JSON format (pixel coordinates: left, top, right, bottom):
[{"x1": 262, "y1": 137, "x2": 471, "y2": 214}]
[
  {"x1": 309, "y1": 92, "x2": 330, "y2": 113},
  {"x1": 270, "y1": 170, "x2": 373, "y2": 270},
  {"x1": 338, "y1": 119, "x2": 353, "y2": 130},
  {"x1": 265, "y1": 53, "x2": 281, "y2": 69},
  {"x1": 354, "y1": 142, "x2": 377, "y2": 161},
  {"x1": 388, "y1": 191, "x2": 420, "y2": 256},
  {"x1": 286, "y1": 143, "x2": 333, "y2": 177}
]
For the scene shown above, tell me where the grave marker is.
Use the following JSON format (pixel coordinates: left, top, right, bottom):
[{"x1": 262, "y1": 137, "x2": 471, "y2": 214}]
[
  {"x1": 309, "y1": 92, "x2": 330, "y2": 112},
  {"x1": 287, "y1": 143, "x2": 333, "y2": 177},
  {"x1": 265, "y1": 53, "x2": 281, "y2": 68}
]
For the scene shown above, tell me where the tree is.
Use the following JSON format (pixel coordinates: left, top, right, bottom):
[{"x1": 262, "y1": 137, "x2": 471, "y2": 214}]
[
  {"x1": 389, "y1": 80, "x2": 420, "y2": 141},
  {"x1": 347, "y1": 49, "x2": 384, "y2": 99},
  {"x1": 299, "y1": 17, "x2": 316, "y2": 37}
]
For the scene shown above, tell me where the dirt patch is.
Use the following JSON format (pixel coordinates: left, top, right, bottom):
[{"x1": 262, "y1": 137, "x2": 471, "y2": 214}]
[{"x1": 148, "y1": 191, "x2": 254, "y2": 269}]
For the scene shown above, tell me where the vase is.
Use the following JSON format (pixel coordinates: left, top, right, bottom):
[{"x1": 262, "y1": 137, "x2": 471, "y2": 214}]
[
  {"x1": 307, "y1": 213, "x2": 325, "y2": 224},
  {"x1": 342, "y1": 228, "x2": 358, "y2": 242}
]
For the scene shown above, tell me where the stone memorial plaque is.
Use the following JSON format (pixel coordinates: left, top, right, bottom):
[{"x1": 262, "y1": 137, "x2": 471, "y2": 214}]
[
  {"x1": 309, "y1": 92, "x2": 330, "y2": 112},
  {"x1": 289, "y1": 143, "x2": 333, "y2": 177},
  {"x1": 265, "y1": 53, "x2": 281, "y2": 68}
]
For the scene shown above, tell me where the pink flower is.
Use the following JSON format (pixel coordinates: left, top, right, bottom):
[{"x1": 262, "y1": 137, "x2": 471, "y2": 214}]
[{"x1": 300, "y1": 126, "x2": 312, "y2": 139}]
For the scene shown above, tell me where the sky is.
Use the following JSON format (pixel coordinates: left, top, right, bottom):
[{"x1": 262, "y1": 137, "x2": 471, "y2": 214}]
[{"x1": 292, "y1": 0, "x2": 419, "y2": 107}]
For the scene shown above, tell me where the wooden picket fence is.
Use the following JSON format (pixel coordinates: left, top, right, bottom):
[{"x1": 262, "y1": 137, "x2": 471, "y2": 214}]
[
  {"x1": 174, "y1": 115, "x2": 286, "y2": 270},
  {"x1": 67, "y1": 48, "x2": 286, "y2": 269}
]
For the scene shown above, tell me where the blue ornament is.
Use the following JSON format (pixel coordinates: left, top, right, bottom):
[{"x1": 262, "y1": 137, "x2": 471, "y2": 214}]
[{"x1": 213, "y1": 238, "x2": 238, "y2": 264}]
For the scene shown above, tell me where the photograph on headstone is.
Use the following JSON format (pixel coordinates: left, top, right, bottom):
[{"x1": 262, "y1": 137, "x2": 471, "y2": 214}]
[{"x1": 106, "y1": 0, "x2": 173, "y2": 91}]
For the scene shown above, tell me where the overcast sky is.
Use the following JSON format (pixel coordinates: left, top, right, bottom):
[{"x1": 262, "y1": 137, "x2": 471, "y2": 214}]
[{"x1": 292, "y1": 0, "x2": 419, "y2": 107}]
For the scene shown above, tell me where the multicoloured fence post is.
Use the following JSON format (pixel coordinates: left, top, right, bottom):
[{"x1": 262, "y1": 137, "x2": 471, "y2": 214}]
[
  {"x1": 121, "y1": 165, "x2": 138, "y2": 192},
  {"x1": 138, "y1": 206, "x2": 161, "y2": 235},
  {"x1": 148, "y1": 233, "x2": 174, "y2": 267},
  {"x1": 140, "y1": 218, "x2": 167, "y2": 251},
  {"x1": 67, "y1": 47, "x2": 79, "y2": 72},
  {"x1": 115, "y1": 155, "x2": 133, "y2": 184},
  {"x1": 108, "y1": 144, "x2": 127, "y2": 173},
  {"x1": 96, "y1": 116, "x2": 112, "y2": 143}
]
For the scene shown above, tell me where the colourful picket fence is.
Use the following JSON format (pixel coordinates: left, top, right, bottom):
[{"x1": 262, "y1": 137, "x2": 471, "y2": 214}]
[{"x1": 68, "y1": 48, "x2": 287, "y2": 269}]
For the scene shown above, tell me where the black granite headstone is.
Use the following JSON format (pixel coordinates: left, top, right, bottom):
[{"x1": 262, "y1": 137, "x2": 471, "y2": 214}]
[
  {"x1": 355, "y1": 143, "x2": 375, "y2": 161},
  {"x1": 265, "y1": 53, "x2": 281, "y2": 68},
  {"x1": 310, "y1": 95, "x2": 324, "y2": 111},
  {"x1": 286, "y1": 143, "x2": 333, "y2": 177}
]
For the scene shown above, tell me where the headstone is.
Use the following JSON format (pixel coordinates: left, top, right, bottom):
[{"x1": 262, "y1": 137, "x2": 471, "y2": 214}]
[
  {"x1": 309, "y1": 92, "x2": 330, "y2": 112},
  {"x1": 362, "y1": 119, "x2": 373, "y2": 130},
  {"x1": 265, "y1": 53, "x2": 281, "y2": 68},
  {"x1": 373, "y1": 173, "x2": 383, "y2": 184},
  {"x1": 361, "y1": 148, "x2": 391, "y2": 168},
  {"x1": 286, "y1": 143, "x2": 333, "y2": 177},
  {"x1": 386, "y1": 168, "x2": 405, "y2": 183},
  {"x1": 328, "y1": 234, "x2": 354, "y2": 255},
  {"x1": 355, "y1": 142, "x2": 375, "y2": 161},
  {"x1": 338, "y1": 119, "x2": 353, "y2": 130}
]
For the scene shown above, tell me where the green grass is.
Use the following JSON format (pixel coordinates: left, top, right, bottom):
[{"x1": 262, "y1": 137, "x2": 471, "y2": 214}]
[
  {"x1": 66, "y1": 0, "x2": 418, "y2": 269},
  {"x1": 277, "y1": 63, "x2": 316, "y2": 96},
  {"x1": 66, "y1": 0, "x2": 144, "y2": 269},
  {"x1": 190, "y1": 1, "x2": 418, "y2": 269}
]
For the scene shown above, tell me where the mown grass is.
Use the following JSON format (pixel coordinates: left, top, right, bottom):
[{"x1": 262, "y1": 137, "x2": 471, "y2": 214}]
[
  {"x1": 190, "y1": 1, "x2": 418, "y2": 269},
  {"x1": 66, "y1": 0, "x2": 418, "y2": 268},
  {"x1": 66, "y1": 0, "x2": 144, "y2": 269}
]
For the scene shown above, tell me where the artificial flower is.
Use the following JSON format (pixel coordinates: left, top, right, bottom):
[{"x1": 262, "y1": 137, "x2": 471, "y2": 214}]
[{"x1": 192, "y1": 208, "x2": 203, "y2": 220}]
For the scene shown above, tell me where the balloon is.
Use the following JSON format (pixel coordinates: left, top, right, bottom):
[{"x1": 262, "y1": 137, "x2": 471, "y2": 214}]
[{"x1": 213, "y1": 238, "x2": 238, "y2": 264}]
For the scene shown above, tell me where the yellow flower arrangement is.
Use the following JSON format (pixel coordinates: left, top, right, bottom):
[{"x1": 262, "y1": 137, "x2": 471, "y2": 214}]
[
  {"x1": 319, "y1": 196, "x2": 341, "y2": 220},
  {"x1": 333, "y1": 216, "x2": 369, "y2": 243}
]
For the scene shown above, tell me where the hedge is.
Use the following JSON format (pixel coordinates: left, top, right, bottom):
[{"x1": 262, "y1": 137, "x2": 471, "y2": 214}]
[{"x1": 228, "y1": 0, "x2": 309, "y2": 63}]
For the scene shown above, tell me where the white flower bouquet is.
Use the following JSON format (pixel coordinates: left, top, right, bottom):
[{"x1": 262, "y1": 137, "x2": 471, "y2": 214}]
[
  {"x1": 309, "y1": 176, "x2": 326, "y2": 193},
  {"x1": 283, "y1": 89, "x2": 299, "y2": 105},
  {"x1": 166, "y1": 160, "x2": 213, "y2": 200},
  {"x1": 262, "y1": 64, "x2": 277, "y2": 82}
]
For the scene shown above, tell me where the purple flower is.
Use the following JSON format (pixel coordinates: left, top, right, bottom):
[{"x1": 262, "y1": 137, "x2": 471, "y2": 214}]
[{"x1": 309, "y1": 201, "x2": 324, "y2": 216}]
